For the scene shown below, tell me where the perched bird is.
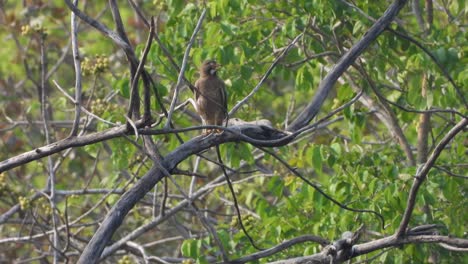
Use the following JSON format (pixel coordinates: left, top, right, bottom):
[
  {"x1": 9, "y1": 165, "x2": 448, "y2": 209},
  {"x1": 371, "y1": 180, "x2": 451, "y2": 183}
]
[{"x1": 194, "y1": 60, "x2": 227, "y2": 134}]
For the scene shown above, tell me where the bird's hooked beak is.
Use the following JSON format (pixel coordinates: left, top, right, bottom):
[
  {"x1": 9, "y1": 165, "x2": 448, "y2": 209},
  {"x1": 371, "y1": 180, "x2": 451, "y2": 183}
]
[
  {"x1": 212, "y1": 63, "x2": 222, "y2": 71},
  {"x1": 209, "y1": 63, "x2": 221, "y2": 75}
]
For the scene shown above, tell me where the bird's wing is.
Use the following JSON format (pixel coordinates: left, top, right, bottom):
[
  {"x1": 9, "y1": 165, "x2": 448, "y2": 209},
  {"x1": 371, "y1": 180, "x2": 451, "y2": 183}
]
[
  {"x1": 219, "y1": 79, "x2": 227, "y2": 112},
  {"x1": 194, "y1": 79, "x2": 201, "y2": 101}
]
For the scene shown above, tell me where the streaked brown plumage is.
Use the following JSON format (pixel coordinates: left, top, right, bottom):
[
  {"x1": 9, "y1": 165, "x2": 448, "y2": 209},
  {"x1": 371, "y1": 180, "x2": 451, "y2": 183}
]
[{"x1": 194, "y1": 60, "x2": 227, "y2": 134}]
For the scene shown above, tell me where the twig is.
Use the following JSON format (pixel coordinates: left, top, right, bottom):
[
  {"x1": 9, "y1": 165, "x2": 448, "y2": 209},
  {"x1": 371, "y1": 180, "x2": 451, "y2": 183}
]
[
  {"x1": 64, "y1": 0, "x2": 129, "y2": 49},
  {"x1": 126, "y1": 241, "x2": 150, "y2": 264},
  {"x1": 433, "y1": 166, "x2": 468, "y2": 179},
  {"x1": 69, "y1": 0, "x2": 82, "y2": 137},
  {"x1": 215, "y1": 145, "x2": 263, "y2": 251},
  {"x1": 39, "y1": 31, "x2": 61, "y2": 263},
  {"x1": 293, "y1": 90, "x2": 363, "y2": 136},
  {"x1": 167, "y1": 172, "x2": 230, "y2": 262},
  {"x1": 396, "y1": 117, "x2": 468, "y2": 237},
  {"x1": 229, "y1": 33, "x2": 303, "y2": 116},
  {"x1": 52, "y1": 80, "x2": 75, "y2": 102},
  {"x1": 284, "y1": 51, "x2": 338, "y2": 68},
  {"x1": 125, "y1": 16, "x2": 155, "y2": 129},
  {"x1": 230, "y1": 235, "x2": 329, "y2": 263},
  {"x1": 100, "y1": 155, "x2": 265, "y2": 258},
  {"x1": 284, "y1": 94, "x2": 295, "y2": 129},
  {"x1": 340, "y1": 0, "x2": 467, "y2": 108},
  {"x1": 127, "y1": 1, "x2": 199, "y2": 93},
  {"x1": 124, "y1": 115, "x2": 139, "y2": 140},
  {"x1": 412, "y1": 0, "x2": 426, "y2": 31},
  {"x1": 159, "y1": 177, "x2": 168, "y2": 217},
  {"x1": 438, "y1": 243, "x2": 468, "y2": 252},
  {"x1": 353, "y1": 234, "x2": 468, "y2": 257},
  {"x1": 287, "y1": 0, "x2": 408, "y2": 132},
  {"x1": 80, "y1": 107, "x2": 118, "y2": 126},
  {"x1": 52, "y1": 79, "x2": 118, "y2": 126},
  {"x1": 108, "y1": 0, "x2": 141, "y2": 119},
  {"x1": 355, "y1": 63, "x2": 416, "y2": 165},
  {"x1": 258, "y1": 146, "x2": 386, "y2": 229},
  {"x1": 189, "y1": 156, "x2": 201, "y2": 197},
  {"x1": 165, "y1": 9, "x2": 207, "y2": 129}
]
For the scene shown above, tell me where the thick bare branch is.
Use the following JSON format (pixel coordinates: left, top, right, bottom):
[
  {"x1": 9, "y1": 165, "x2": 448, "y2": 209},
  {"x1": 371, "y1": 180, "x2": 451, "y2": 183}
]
[
  {"x1": 0, "y1": 124, "x2": 127, "y2": 173},
  {"x1": 77, "y1": 166, "x2": 164, "y2": 263},
  {"x1": 353, "y1": 234, "x2": 468, "y2": 257},
  {"x1": 271, "y1": 233, "x2": 468, "y2": 263}
]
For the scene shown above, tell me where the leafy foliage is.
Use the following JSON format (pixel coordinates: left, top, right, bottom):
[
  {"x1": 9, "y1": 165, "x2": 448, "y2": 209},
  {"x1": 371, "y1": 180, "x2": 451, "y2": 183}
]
[{"x1": 0, "y1": 0, "x2": 466, "y2": 263}]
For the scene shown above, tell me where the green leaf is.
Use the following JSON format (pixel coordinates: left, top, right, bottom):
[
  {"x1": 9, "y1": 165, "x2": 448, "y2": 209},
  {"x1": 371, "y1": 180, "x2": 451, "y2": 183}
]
[
  {"x1": 295, "y1": 65, "x2": 314, "y2": 91},
  {"x1": 327, "y1": 153, "x2": 336, "y2": 167},
  {"x1": 425, "y1": 89, "x2": 433, "y2": 109},
  {"x1": 330, "y1": 143, "x2": 342, "y2": 156},
  {"x1": 352, "y1": 20, "x2": 364, "y2": 35},
  {"x1": 268, "y1": 176, "x2": 284, "y2": 197},
  {"x1": 209, "y1": 1, "x2": 217, "y2": 18},
  {"x1": 181, "y1": 239, "x2": 195, "y2": 257},
  {"x1": 312, "y1": 145, "x2": 322, "y2": 173},
  {"x1": 115, "y1": 78, "x2": 130, "y2": 99},
  {"x1": 343, "y1": 105, "x2": 353, "y2": 120},
  {"x1": 351, "y1": 124, "x2": 362, "y2": 143},
  {"x1": 26, "y1": 101, "x2": 41, "y2": 114},
  {"x1": 240, "y1": 65, "x2": 253, "y2": 79}
]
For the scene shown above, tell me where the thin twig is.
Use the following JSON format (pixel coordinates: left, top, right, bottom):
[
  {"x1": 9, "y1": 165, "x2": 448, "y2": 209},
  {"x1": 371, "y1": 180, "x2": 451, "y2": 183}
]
[
  {"x1": 69, "y1": 0, "x2": 82, "y2": 137},
  {"x1": 189, "y1": 156, "x2": 201, "y2": 197},
  {"x1": 127, "y1": 1, "x2": 199, "y2": 93},
  {"x1": 64, "y1": 0, "x2": 129, "y2": 49},
  {"x1": 126, "y1": 241, "x2": 150, "y2": 264},
  {"x1": 39, "y1": 31, "x2": 61, "y2": 263},
  {"x1": 166, "y1": 173, "x2": 230, "y2": 262},
  {"x1": 165, "y1": 9, "x2": 207, "y2": 129},
  {"x1": 396, "y1": 117, "x2": 468, "y2": 237},
  {"x1": 100, "y1": 155, "x2": 265, "y2": 258},
  {"x1": 215, "y1": 146, "x2": 263, "y2": 251},
  {"x1": 258, "y1": 146, "x2": 386, "y2": 229},
  {"x1": 125, "y1": 16, "x2": 155, "y2": 128},
  {"x1": 229, "y1": 33, "x2": 303, "y2": 116},
  {"x1": 355, "y1": 62, "x2": 415, "y2": 165},
  {"x1": 433, "y1": 166, "x2": 468, "y2": 179},
  {"x1": 287, "y1": 0, "x2": 408, "y2": 131},
  {"x1": 340, "y1": 0, "x2": 467, "y2": 108},
  {"x1": 230, "y1": 235, "x2": 329, "y2": 263}
]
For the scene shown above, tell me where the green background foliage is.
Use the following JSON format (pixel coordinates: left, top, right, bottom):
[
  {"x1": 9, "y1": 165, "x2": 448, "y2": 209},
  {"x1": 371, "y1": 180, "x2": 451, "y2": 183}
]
[{"x1": 0, "y1": 0, "x2": 466, "y2": 263}]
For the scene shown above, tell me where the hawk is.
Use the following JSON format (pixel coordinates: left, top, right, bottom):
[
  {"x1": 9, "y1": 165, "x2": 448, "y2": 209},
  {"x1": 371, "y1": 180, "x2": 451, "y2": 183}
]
[{"x1": 194, "y1": 60, "x2": 227, "y2": 134}]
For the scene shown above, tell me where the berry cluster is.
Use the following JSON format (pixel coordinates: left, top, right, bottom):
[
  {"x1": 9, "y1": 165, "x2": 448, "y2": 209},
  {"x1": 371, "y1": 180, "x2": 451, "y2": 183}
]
[{"x1": 82, "y1": 55, "x2": 109, "y2": 76}]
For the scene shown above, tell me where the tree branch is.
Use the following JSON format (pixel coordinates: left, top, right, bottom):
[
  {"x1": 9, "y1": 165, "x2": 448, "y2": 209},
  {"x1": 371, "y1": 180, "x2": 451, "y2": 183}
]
[
  {"x1": 165, "y1": 9, "x2": 206, "y2": 128},
  {"x1": 287, "y1": 0, "x2": 408, "y2": 132},
  {"x1": 396, "y1": 117, "x2": 468, "y2": 237},
  {"x1": 69, "y1": 0, "x2": 82, "y2": 137},
  {"x1": 64, "y1": 0, "x2": 130, "y2": 50},
  {"x1": 230, "y1": 235, "x2": 329, "y2": 263},
  {"x1": 229, "y1": 33, "x2": 303, "y2": 116}
]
